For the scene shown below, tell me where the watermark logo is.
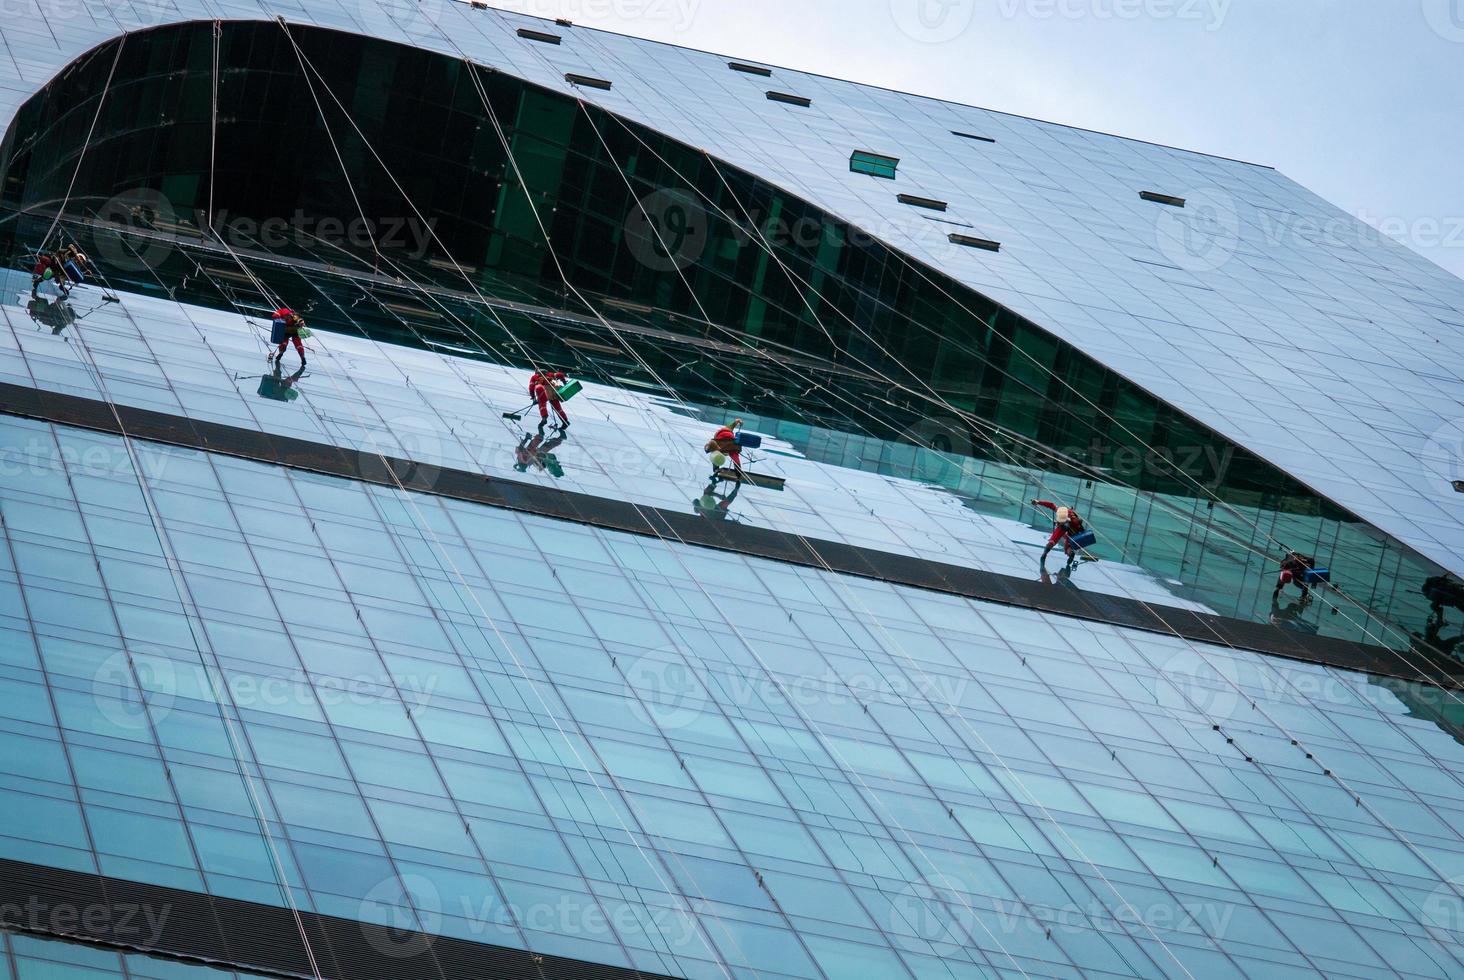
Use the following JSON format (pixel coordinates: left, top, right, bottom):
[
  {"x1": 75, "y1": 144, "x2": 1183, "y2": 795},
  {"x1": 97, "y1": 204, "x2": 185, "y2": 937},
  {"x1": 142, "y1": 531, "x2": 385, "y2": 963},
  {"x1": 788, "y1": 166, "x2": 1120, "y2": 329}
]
[
  {"x1": 1422, "y1": 0, "x2": 1464, "y2": 42},
  {"x1": 624, "y1": 189, "x2": 708, "y2": 272},
  {"x1": 0, "y1": 898, "x2": 172, "y2": 944},
  {"x1": 366, "y1": 0, "x2": 447, "y2": 39},
  {"x1": 621, "y1": 652, "x2": 705, "y2": 731},
  {"x1": 357, "y1": 411, "x2": 446, "y2": 493},
  {"x1": 1257, "y1": 207, "x2": 1464, "y2": 254},
  {"x1": 889, "y1": 0, "x2": 977, "y2": 42},
  {"x1": 1420, "y1": 417, "x2": 1464, "y2": 486},
  {"x1": 11, "y1": 0, "x2": 174, "y2": 29},
  {"x1": 360, "y1": 874, "x2": 442, "y2": 958},
  {"x1": 92, "y1": 649, "x2": 440, "y2": 735},
  {"x1": 621, "y1": 655, "x2": 971, "y2": 733},
  {"x1": 94, "y1": 188, "x2": 178, "y2": 272},
  {"x1": 356, "y1": 872, "x2": 703, "y2": 953},
  {"x1": 1421, "y1": 875, "x2": 1464, "y2": 933},
  {"x1": 899, "y1": 413, "x2": 970, "y2": 456},
  {"x1": 1155, "y1": 187, "x2": 1241, "y2": 272},
  {"x1": 887, "y1": 873, "x2": 980, "y2": 953},
  {"x1": 92, "y1": 651, "x2": 177, "y2": 732},
  {"x1": 1076, "y1": 437, "x2": 1235, "y2": 489},
  {"x1": 898, "y1": 412, "x2": 972, "y2": 485},
  {"x1": 889, "y1": 873, "x2": 1237, "y2": 948},
  {"x1": 994, "y1": 0, "x2": 1231, "y2": 30},
  {"x1": 214, "y1": 210, "x2": 438, "y2": 260},
  {"x1": 1152, "y1": 647, "x2": 1242, "y2": 721},
  {"x1": 111, "y1": 0, "x2": 176, "y2": 30},
  {"x1": 487, "y1": 0, "x2": 701, "y2": 31}
]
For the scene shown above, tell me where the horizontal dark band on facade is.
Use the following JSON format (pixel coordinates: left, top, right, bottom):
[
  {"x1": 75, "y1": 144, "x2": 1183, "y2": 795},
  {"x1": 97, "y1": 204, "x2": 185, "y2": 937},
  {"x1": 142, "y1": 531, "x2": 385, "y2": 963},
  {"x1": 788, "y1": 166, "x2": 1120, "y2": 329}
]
[
  {"x1": 0, "y1": 854, "x2": 679, "y2": 980},
  {"x1": 0, "y1": 380, "x2": 1457, "y2": 690}
]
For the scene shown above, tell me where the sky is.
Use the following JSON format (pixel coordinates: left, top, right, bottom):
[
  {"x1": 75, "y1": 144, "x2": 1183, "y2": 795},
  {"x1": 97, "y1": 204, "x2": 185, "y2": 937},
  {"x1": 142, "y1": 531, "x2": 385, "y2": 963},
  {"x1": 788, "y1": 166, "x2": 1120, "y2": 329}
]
[{"x1": 480, "y1": 0, "x2": 1464, "y2": 280}]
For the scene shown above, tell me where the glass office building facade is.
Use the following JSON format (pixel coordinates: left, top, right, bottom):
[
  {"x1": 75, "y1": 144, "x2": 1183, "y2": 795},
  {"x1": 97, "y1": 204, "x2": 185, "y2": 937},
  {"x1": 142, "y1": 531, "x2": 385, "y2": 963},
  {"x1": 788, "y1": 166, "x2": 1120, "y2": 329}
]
[{"x1": 1, "y1": 5, "x2": 1462, "y2": 979}]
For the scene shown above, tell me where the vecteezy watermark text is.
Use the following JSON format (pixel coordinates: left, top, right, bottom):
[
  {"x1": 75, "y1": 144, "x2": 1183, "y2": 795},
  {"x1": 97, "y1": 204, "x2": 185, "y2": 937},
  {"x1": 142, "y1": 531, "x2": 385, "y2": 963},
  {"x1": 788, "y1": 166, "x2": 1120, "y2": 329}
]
[
  {"x1": 621, "y1": 652, "x2": 971, "y2": 731},
  {"x1": 359, "y1": 875, "x2": 702, "y2": 958},
  {"x1": 994, "y1": 0, "x2": 1232, "y2": 29},
  {"x1": 494, "y1": 0, "x2": 701, "y2": 30},
  {"x1": 0, "y1": 898, "x2": 172, "y2": 944},
  {"x1": 212, "y1": 210, "x2": 437, "y2": 260},
  {"x1": 890, "y1": 0, "x2": 1232, "y2": 42},
  {"x1": 90, "y1": 189, "x2": 440, "y2": 272}
]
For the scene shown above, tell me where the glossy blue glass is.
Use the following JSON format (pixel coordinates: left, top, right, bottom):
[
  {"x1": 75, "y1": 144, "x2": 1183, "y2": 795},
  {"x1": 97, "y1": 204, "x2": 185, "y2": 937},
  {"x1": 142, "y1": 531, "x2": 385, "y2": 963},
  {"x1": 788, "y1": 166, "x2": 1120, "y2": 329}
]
[{"x1": 0, "y1": 413, "x2": 1460, "y2": 978}]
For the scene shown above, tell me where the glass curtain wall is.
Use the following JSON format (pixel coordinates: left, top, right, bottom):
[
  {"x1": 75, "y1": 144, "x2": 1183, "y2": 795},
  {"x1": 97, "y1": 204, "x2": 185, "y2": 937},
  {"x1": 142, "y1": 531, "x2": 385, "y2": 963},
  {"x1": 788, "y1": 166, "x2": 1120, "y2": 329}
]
[{"x1": 0, "y1": 21, "x2": 1454, "y2": 650}]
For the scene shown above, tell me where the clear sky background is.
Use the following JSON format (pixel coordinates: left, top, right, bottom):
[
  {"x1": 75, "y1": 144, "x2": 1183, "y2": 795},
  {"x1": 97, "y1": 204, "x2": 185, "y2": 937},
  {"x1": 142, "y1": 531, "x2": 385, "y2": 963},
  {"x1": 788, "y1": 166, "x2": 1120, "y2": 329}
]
[{"x1": 484, "y1": 0, "x2": 1464, "y2": 280}]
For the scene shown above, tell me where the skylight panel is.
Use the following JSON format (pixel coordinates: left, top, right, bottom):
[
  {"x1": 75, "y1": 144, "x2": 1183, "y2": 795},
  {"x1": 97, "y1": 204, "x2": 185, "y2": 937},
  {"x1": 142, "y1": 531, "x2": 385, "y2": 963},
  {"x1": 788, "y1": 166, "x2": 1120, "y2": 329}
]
[
  {"x1": 565, "y1": 73, "x2": 612, "y2": 90},
  {"x1": 897, "y1": 193, "x2": 947, "y2": 212},
  {"x1": 1140, "y1": 191, "x2": 1186, "y2": 207},
  {"x1": 948, "y1": 233, "x2": 1001, "y2": 252},
  {"x1": 850, "y1": 150, "x2": 899, "y2": 179},
  {"x1": 766, "y1": 91, "x2": 811, "y2": 107}
]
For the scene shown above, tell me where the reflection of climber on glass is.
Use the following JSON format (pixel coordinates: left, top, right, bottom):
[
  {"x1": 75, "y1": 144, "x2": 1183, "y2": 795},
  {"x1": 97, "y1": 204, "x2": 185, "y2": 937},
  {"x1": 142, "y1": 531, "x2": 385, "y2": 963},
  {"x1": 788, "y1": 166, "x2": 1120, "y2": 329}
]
[
  {"x1": 1269, "y1": 592, "x2": 1319, "y2": 634},
  {"x1": 1039, "y1": 561, "x2": 1081, "y2": 589},
  {"x1": 26, "y1": 296, "x2": 76, "y2": 335},
  {"x1": 513, "y1": 423, "x2": 566, "y2": 478},
  {"x1": 257, "y1": 360, "x2": 307, "y2": 402},
  {"x1": 692, "y1": 475, "x2": 741, "y2": 521},
  {"x1": 1413, "y1": 614, "x2": 1464, "y2": 660},
  {"x1": 25, "y1": 284, "x2": 118, "y2": 336},
  {"x1": 1423, "y1": 574, "x2": 1464, "y2": 625}
]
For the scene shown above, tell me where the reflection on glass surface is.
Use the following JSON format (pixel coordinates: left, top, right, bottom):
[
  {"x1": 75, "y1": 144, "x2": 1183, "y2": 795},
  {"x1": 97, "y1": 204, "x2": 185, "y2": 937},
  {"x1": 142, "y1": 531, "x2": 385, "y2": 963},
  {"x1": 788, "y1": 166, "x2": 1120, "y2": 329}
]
[
  {"x1": 1, "y1": 7, "x2": 1463, "y2": 978},
  {"x1": 5, "y1": 264, "x2": 1455, "y2": 652},
  {"x1": 1, "y1": 1, "x2": 1463, "y2": 596},
  {"x1": 255, "y1": 361, "x2": 307, "y2": 403},
  {"x1": 0, "y1": 16, "x2": 1455, "y2": 660},
  {"x1": 692, "y1": 474, "x2": 741, "y2": 522},
  {"x1": 0, "y1": 413, "x2": 1462, "y2": 979},
  {"x1": 511, "y1": 421, "x2": 568, "y2": 477}
]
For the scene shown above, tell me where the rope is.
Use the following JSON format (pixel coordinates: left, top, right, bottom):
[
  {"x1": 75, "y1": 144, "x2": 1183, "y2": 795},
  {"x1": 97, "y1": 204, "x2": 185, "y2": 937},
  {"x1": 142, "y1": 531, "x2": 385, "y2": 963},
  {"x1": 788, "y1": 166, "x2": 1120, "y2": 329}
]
[
  {"x1": 207, "y1": 20, "x2": 220, "y2": 232},
  {"x1": 277, "y1": 24, "x2": 1035, "y2": 974},
  {"x1": 44, "y1": 231, "x2": 326, "y2": 980},
  {"x1": 585, "y1": 101, "x2": 1464, "y2": 695},
  {"x1": 558, "y1": 60, "x2": 1464, "y2": 931},
  {"x1": 40, "y1": 36, "x2": 125, "y2": 251},
  {"x1": 37, "y1": 19, "x2": 1462, "y2": 972},
  {"x1": 269, "y1": 29, "x2": 1464, "y2": 973}
]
